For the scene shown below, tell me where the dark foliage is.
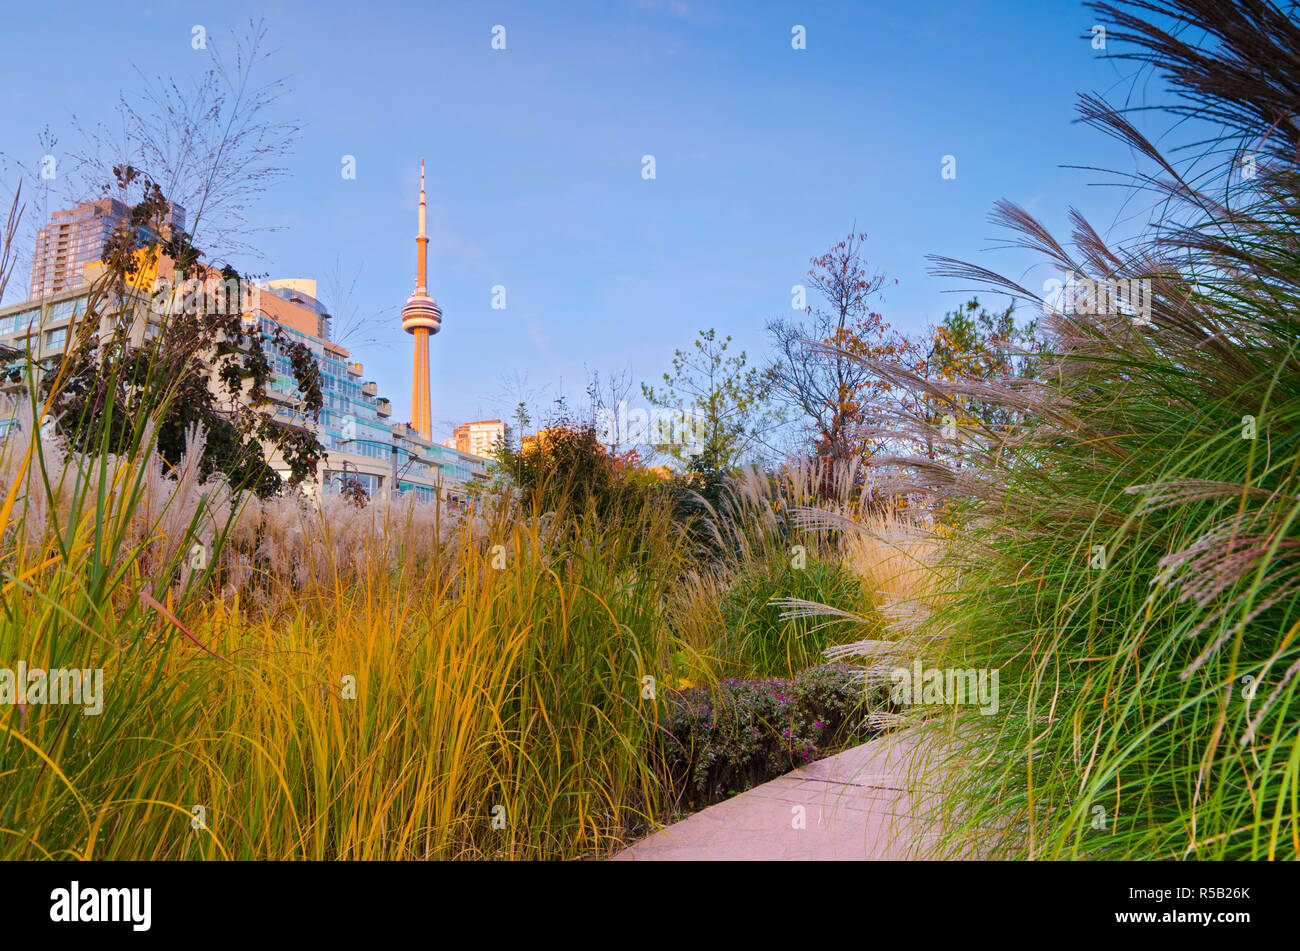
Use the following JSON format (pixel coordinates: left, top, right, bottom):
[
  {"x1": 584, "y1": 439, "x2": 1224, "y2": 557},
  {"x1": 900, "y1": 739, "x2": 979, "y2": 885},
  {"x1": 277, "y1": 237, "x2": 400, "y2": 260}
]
[
  {"x1": 494, "y1": 408, "x2": 657, "y2": 520},
  {"x1": 658, "y1": 664, "x2": 889, "y2": 811},
  {"x1": 30, "y1": 167, "x2": 326, "y2": 497}
]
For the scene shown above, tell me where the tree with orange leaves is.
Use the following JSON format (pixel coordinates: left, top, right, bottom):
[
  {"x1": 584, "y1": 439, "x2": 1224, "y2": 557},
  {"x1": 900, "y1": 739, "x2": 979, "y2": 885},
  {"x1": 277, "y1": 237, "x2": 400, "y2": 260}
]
[
  {"x1": 908, "y1": 297, "x2": 1042, "y2": 460},
  {"x1": 766, "y1": 231, "x2": 907, "y2": 465}
]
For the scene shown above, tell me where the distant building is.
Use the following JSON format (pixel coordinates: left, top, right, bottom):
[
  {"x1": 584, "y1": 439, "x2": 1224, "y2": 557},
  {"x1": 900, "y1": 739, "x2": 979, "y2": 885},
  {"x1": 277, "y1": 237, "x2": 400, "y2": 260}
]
[
  {"x1": 1, "y1": 200, "x2": 486, "y2": 505},
  {"x1": 262, "y1": 279, "x2": 332, "y2": 341},
  {"x1": 441, "y1": 419, "x2": 504, "y2": 459},
  {"x1": 29, "y1": 197, "x2": 185, "y2": 299},
  {"x1": 519, "y1": 428, "x2": 558, "y2": 454},
  {"x1": 520, "y1": 427, "x2": 607, "y2": 456}
]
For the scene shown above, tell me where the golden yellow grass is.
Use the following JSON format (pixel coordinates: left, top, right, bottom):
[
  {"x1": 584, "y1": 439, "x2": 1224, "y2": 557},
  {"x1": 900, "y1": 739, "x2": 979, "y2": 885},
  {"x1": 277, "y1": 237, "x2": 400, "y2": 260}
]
[
  {"x1": 845, "y1": 509, "x2": 942, "y2": 607},
  {"x1": 1, "y1": 408, "x2": 945, "y2": 859},
  {"x1": 1, "y1": 412, "x2": 685, "y2": 859}
]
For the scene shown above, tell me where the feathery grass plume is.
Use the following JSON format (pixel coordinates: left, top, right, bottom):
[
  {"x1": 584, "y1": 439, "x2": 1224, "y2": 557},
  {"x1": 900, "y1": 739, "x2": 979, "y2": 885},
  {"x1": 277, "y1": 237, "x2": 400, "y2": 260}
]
[
  {"x1": 3, "y1": 431, "x2": 694, "y2": 857},
  {"x1": 677, "y1": 456, "x2": 906, "y2": 678},
  {"x1": 831, "y1": 0, "x2": 1300, "y2": 859},
  {"x1": 0, "y1": 181, "x2": 259, "y2": 859}
]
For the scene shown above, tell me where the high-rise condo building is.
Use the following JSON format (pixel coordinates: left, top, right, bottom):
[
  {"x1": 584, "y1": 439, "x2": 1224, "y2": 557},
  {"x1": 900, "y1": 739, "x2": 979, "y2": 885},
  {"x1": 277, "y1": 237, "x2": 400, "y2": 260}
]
[
  {"x1": 29, "y1": 197, "x2": 185, "y2": 299},
  {"x1": 441, "y1": 419, "x2": 505, "y2": 459}
]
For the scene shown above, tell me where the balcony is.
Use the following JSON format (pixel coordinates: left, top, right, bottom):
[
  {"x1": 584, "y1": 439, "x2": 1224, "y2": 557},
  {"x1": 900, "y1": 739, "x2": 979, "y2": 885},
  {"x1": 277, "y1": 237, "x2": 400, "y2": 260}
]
[
  {"x1": 375, "y1": 398, "x2": 391, "y2": 417},
  {"x1": 362, "y1": 380, "x2": 377, "y2": 397},
  {"x1": 346, "y1": 362, "x2": 362, "y2": 377}
]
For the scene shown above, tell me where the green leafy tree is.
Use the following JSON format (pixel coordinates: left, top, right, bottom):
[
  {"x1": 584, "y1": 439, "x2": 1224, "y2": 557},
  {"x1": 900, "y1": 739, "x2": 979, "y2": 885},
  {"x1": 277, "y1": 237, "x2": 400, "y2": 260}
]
[
  {"x1": 641, "y1": 328, "x2": 781, "y2": 470},
  {"x1": 31, "y1": 167, "x2": 325, "y2": 497},
  {"x1": 905, "y1": 297, "x2": 1043, "y2": 458}
]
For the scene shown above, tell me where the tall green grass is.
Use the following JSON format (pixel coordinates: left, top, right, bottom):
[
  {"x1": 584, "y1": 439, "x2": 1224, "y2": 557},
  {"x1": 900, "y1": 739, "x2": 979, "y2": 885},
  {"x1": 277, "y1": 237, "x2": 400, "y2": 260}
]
[
  {"x1": 2, "y1": 430, "x2": 694, "y2": 858},
  {"x1": 0, "y1": 183, "x2": 703, "y2": 858},
  {"x1": 0, "y1": 212, "x2": 242, "y2": 859},
  {"x1": 668, "y1": 458, "x2": 888, "y2": 680},
  {"x1": 876, "y1": 0, "x2": 1300, "y2": 859},
  {"x1": 718, "y1": 556, "x2": 868, "y2": 677}
]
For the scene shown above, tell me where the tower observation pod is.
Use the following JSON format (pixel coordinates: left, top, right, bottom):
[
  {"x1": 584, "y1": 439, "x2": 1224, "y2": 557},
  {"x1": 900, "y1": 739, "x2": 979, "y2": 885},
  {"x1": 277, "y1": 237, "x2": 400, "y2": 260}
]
[{"x1": 401, "y1": 159, "x2": 441, "y2": 441}]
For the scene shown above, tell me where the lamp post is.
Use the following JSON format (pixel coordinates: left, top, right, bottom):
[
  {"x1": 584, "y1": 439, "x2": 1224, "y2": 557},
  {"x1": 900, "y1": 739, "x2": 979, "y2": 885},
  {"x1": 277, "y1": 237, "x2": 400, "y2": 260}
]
[
  {"x1": 390, "y1": 438, "x2": 398, "y2": 497},
  {"x1": 332, "y1": 433, "x2": 365, "y2": 497},
  {"x1": 388, "y1": 430, "x2": 421, "y2": 498},
  {"x1": 338, "y1": 458, "x2": 361, "y2": 494}
]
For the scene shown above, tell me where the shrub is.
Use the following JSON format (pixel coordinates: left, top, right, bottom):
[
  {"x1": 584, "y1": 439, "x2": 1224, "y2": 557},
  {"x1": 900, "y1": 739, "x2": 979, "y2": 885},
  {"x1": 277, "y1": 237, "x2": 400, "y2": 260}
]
[{"x1": 658, "y1": 664, "x2": 886, "y2": 811}]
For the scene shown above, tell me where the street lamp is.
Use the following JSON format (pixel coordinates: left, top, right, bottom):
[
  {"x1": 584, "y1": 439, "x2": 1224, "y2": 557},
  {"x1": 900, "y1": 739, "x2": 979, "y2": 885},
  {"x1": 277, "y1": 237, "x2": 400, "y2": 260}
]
[
  {"x1": 332, "y1": 434, "x2": 368, "y2": 497},
  {"x1": 389, "y1": 433, "x2": 421, "y2": 497}
]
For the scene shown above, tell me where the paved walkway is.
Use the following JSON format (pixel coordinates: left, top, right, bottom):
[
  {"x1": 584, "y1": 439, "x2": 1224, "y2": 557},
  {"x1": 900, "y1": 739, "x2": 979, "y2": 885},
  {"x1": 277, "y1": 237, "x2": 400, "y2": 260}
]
[{"x1": 613, "y1": 730, "x2": 947, "y2": 860}]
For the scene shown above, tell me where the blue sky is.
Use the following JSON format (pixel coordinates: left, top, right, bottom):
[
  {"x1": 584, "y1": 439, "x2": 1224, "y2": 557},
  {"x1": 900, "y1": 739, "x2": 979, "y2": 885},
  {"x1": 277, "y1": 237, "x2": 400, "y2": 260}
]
[{"x1": 0, "y1": 0, "x2": 1164, "y2": 439}]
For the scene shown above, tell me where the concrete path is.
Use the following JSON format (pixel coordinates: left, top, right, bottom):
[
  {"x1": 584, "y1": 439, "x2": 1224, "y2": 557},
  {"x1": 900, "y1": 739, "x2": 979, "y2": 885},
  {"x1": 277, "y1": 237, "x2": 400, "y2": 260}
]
[{"x1": 613, "y1": 730, "x2": 947, "y2": 860}]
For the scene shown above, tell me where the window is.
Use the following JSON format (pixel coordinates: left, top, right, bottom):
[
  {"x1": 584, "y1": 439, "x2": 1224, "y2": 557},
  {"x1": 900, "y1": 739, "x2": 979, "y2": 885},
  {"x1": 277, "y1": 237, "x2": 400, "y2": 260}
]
[
  {"x1": 46, "y1": 329, "x2": 66, "y2": 349},
  {"x1": 326, "y1": 470, "x2": 380, "y2": 496}
]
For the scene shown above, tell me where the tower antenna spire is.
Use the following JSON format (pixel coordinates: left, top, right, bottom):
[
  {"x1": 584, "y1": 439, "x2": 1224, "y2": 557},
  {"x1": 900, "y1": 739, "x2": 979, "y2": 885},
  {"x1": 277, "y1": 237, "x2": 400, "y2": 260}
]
[{"x1": 402, "y1": 159, "x2": 441, "y2": 441}]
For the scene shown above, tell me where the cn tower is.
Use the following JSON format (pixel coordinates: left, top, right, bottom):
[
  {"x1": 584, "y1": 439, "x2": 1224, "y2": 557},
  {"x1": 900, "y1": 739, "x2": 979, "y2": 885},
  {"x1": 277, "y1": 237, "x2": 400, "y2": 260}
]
[{"x1": 401, "y1": 160, "x2": 442, "y2": 440}]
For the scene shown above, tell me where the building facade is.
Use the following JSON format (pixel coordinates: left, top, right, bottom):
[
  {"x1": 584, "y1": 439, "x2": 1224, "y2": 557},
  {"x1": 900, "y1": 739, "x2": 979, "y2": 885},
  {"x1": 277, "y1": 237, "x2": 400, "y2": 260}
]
[
  {"x1": 442, "y1": 419, "x2": 504, "y2": 459},
  {"x1": 29, "y1": 197, "x2": 185, "y2": 299},
  {"x1": 0, "y1": 250, "x2": 486, "y2": 505},
  {"x1": 251, "y1": 277, "x2": 485, "y2": 502}
]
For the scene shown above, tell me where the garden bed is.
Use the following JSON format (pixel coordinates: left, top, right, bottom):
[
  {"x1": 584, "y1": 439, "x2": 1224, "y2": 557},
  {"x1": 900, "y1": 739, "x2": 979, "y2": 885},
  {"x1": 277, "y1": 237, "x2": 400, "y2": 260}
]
[{"x1": 657, "y1": 663, "x2": 892, "y2": 813}]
